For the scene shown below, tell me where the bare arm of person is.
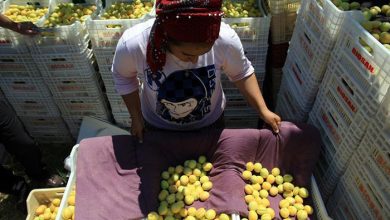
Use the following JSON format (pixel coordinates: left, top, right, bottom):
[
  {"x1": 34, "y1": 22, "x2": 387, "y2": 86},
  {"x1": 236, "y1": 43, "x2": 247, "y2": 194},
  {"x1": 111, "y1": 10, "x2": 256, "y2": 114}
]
[
  {"x1": 0, "y1": 14, "x2": 39, "y2": 35},
  {"x1": 122, "y1": 90, "x2": 144, "y2": 143},
  {"x1": 234, "y1": 73, "x2": 281, "y2": 133}
]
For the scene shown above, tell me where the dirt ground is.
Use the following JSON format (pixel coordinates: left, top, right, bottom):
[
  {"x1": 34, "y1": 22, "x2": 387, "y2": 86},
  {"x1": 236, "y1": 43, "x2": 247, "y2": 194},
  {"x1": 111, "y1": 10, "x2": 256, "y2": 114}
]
[{"x1": 0, "y1": 142, "x2": 74, "y2": 220}]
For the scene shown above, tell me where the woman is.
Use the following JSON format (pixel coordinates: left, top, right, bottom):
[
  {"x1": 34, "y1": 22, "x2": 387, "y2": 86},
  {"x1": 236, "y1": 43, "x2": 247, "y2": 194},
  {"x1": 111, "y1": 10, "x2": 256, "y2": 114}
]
[{"x1": 112, "y1": 0, "x2": 281, "y2": 142}]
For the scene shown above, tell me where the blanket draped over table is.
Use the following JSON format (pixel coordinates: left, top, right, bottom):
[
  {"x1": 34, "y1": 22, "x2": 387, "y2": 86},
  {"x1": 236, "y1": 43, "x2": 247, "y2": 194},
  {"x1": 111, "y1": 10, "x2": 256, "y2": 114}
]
[{"x1": 74, "y1": 122, "x2": 321, "y2": 219}]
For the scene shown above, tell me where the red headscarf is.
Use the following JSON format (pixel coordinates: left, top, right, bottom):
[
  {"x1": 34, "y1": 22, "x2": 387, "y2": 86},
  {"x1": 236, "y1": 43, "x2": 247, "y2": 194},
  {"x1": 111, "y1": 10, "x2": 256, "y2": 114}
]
[{"x1": 146, "y1": 0, "x2": 223, "y2": 73}]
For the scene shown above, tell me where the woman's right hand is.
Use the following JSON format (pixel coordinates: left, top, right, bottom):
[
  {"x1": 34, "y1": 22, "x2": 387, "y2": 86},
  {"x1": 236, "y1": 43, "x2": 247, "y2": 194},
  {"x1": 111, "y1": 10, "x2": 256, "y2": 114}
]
[{"x1": 130, "y1": 116, "x2": 145, "y2": 143}]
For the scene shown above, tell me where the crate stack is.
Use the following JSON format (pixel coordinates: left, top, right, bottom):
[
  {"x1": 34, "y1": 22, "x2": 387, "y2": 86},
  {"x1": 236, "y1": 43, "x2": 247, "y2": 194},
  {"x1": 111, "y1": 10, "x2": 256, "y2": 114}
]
[
  {"x1": 221, "y1": 0, "x2": 270, "y2": 128},
  {"x1": 308, "y1": 12, "x2": 390, "y2": 203},
  {"x1": 28, "y1": 0, "x2": 111, "y2": 139},
  {"x1": 275, "y1": 0, "x2": 362, "y2": 121},
  {"x1": 87, "y1": 0, "x2": 155, "y2": 129},
  {"x1": 326, "y1": 92, "x2": 390, "y2": 219},
  {"x1": 265, "y1": 0, "x2": 300, "y2": 108},
  {"x1": 0, "y1": 0, "x2": 74, "y2": 144}
]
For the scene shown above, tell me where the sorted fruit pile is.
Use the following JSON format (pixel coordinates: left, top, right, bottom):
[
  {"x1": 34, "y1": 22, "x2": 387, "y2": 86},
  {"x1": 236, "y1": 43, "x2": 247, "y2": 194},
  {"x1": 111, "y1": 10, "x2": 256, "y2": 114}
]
[
  {"x1": 43, "y1": 3, "x2": 97, "y2": 27},
  {"x1": 147, "y1": 156, "x2": 231, "y2": 220},
  {"x1": 33, "y1": 197, "x2": 61, "y2": 220},
  {"x1": 3, "y1": 4, "x2": 48, "y2": 23},
  {"x1": 241, "y1": 162, "x2": 313, "y2": 220},
  {"x1": 101, "y1": 0, "x2": 154, "y2": 19},
  {"x1": 221, "y1": 0, "x2": 262, "y2": 18},
  {"x1": 61, "y1": 187, "x2": 76, "y2": 220}
]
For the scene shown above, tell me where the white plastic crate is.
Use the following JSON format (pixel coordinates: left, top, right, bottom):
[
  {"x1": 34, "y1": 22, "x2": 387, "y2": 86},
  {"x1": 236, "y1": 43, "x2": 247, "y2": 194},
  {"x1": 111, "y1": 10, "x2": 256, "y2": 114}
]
[
  {"x1": 106, "y1": 93, "x2": 128, "y2": 114},
  {"x1": 331, "y1": 15, "x2": 390, "y2": 116},
  {"x1": 86, "y1": 0, "x2": 155, "y2": 49},
  {"x1": 0, "y1": 53, "x2": 40, "y2": 77},
  {"x1": 30, "y1": 131, "x2": 74, "y2": 144},
  {"x1": 224, "y1": 115, "x2": 258, "y2": 128},
  {"x1": 28, "y1": 0, "x2": 100, "y2": 54},
  {"x1": 311, "y1": 74, "x2": 369, "y2": 147},
  {"x1": 6, "y1": 95, "x2": 60, "y2": 117},
  {"x1": 54, "y1": 95, "x2": 110, "y2": 117},
  {"x1": 93, "y1": 47, "x2": 115, "y2": 66},
  {"x1": 33, "y1": 48, "x2": 96, "y2": 78},
  {"x1": 326, "y1": 179, "x2": 365, "y2": 220},
  {"x1": 26, "y1": 187, "x2": 65, "y2": 220},
  {"x1": 310, "y1": 176, "x2": 332, "y2": 220},
  {"x1": 340, "y1": 156, "x2": 390, "y2": 219},
  {"x1": 0, "y1": 77, "x2": 51, "y2": 97},
  {"x1": 224, "y1": 108, "x2": 258, "y2": 117},
  {"x1": 113, "y1": 112, "x2": 131, "y2": 128},
  {"x1": 1, "y1": 0, "x2": 50, "y2": 54},
  {"x1": 275, "y1": 76, "x2": 310, "y2": 122},
  {"x1": 44, "y1": 72, "x2": 104, "y2": 98},
  {"x1": 298, "y1": 0, "x2": 361, "y2": 52},
  {"x1": 356, "y1": 124, "x2": 390, "y2": 189},
  {"x1": 19, "y1": 116, "x2": 68, "y2": 132},
  {"x1": 283, "y1": 46, "x2": 322, "y2": 108},
  {"x1": 242, "y1": 43, "x2": 268, "y2": 74},
  {"x1": 267, "y1": 0, "x2": 300, "y2": 44}
]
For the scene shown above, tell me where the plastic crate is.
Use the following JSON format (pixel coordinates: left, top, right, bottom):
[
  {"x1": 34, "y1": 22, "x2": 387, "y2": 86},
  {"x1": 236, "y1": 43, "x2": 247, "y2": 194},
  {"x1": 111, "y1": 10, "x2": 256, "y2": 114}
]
[
  {"x1": 311, "y1": 73, "x2": 370, "y2": 146},
  {"x1": 54, "y1": 95, "x2": 110, "y2": 117},
  {"x1": 267, "y1": 0, "x2": 300, "y2": 14},
  {"x1": 341, "y1": 156, "x2": 390, "y2": 219},
  {"x1": 106, "y1": 93, "x2": 128, "y2": 113},
  {"x1": 330, "y1": 15, "x2": 390, "y2": 116},
  {"x1": 357, "y1": 124, "x2": 390, "y2": 189},
  {"x1": 93, "y1": 47, "x2": 115, "y2": 66},
  {"x1": 282, "y1": 49, "x2": 321, "y2": 109},
  {"x1": 26, "y1": 187, "x2": 65, "y2": 220},
  {"x1": 19, "y1": 116, "x2": 68, "y2": 131},
  {"x1": 242, "y1": 42, "x2": 268, "y2": 74},
  {"x1": 86, "y1": 0, "x2": 155, "y2": 49},
  {"x1": 224, "y1": 107, "x2": 258, "y2": 117},
  {"x1": 298, "y1": 0, "x2": 362, "y2": 51},
  {"x1": 224, "y1": 115, "x2": 258, "y2": 128},
  {"x1": 1, "y1": 0, "x2": 50, "y2": 54},
  {"x1": 33, "y1": 48, "x2": 97, "y2": 78},
  {"x1": 275, "y1": 75, "x2": 310, "y2": 122},
  {"x1": 44, "y1": 72, "x2": 104, "y2": 98},
  {"x1": 6, "y1": 95, "x2": 60, "y2": 117},
  {"x1": 113, "y1": 112, "x2": 131, "y2": 128},
  {"x1": 55, "y1": 164, "x2": 76, "y2": 220},
  {"x1": 267, "y1": 0, "x2": 300, "y2": 44},
  {"x1": 326, "y1": 180, "x2": 365, "y2": 220},
  {"x1": 0, "y1": 77, "x2": 51, "y2": 97},
  {"x1": 28, "y1": 0, "x2": 100, "y2": 54},
  {"x1": 310, "y1": 176, "x2": 332, "y2": 220},
  {"x1": 0, "y1": 53, "x2": 40, "y2": 77},
  {"x1": 30, "y1": 131, "x2": 74, "y2": 144},
  {"x1": 288, "y1": 19, "x2": 331, "y2": 82}
]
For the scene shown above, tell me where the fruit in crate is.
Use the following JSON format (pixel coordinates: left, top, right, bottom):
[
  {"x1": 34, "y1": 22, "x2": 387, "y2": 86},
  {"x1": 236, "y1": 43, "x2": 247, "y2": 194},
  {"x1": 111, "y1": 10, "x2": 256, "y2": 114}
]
[
  {"x1": 43, "y1": 3, "x2": 97, "y2": 27},
  {"x1": 222, "y1": 0, "x2": 262, "y2": 18},
  {"x1": 3, "y1": 4, "x2": 48, "y2": 23},
  {"x1": 61, "y1": 187, "x2": 76, "y2": 220},
  {"x1": 33, "y1": 198, "x2": 62, "y2": 220},
  {"x1": 241, "y1": 162, "x2": 314, "y2": 220},
  {"x1": 101, "y1": 0, "x2": 154, "y2": 20}
]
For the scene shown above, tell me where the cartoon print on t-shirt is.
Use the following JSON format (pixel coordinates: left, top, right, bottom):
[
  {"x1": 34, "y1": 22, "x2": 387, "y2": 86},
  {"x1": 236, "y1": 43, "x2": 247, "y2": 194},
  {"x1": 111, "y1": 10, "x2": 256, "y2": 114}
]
[{"x1": 146, "y1": 65, "x2": 216, "y2": 124}]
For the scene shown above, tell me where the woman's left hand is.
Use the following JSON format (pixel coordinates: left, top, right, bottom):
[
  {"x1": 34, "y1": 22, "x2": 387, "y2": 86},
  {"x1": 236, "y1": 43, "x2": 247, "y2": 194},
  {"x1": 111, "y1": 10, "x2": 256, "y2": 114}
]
[{"x1": 260, "y1": 109, "x2": 282, "y2": 133}]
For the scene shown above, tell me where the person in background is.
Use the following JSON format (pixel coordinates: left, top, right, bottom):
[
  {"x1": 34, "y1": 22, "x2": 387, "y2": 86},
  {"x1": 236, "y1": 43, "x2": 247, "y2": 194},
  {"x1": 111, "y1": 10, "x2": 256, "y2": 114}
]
[
  {"x1": 0, "y1": 17, "x2": 64, "y2": 211},
  {"x1": 112, "y1": 0, "x2": 281, "y2": 143}
]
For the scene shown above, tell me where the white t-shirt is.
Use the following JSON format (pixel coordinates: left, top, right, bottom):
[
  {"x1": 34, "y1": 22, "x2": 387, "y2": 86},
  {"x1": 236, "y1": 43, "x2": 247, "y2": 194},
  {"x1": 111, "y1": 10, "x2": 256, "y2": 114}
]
[{"x1": 112, "y1": 18, "x2": 254, "y2": 130}]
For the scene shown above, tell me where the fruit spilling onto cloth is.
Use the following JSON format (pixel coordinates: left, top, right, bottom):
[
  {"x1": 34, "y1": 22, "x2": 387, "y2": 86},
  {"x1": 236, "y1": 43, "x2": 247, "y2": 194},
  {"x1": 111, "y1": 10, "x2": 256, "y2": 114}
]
[
  {"x1": 101, "y1": 0, "x2": 154, "y2": 20},
  {"x1": 241, "y1": 162, "x2": 313, "y2": 220},
  {"x1": 3, "y1": 4, "x2": 48, "y2": 23},
  {"x1": 33, "y1": 197, "x2": 61, "y2": 220},
  {"x1": 147, "y1": 155, "x2": 231, "y2": 219},
  {"x1": 43, "y1": 3, "x2": 97, "y2": 27}
]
